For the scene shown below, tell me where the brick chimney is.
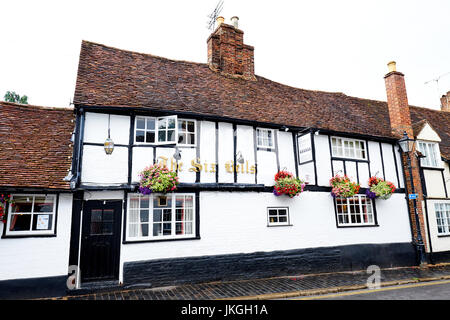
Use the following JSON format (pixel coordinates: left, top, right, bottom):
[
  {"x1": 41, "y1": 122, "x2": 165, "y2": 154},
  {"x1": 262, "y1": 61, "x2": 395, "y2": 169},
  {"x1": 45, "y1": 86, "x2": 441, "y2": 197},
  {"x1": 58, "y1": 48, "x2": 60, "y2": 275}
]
[
  {"x1": 384, "y1": 61, "x2": 429, "y2": 260},
  {"x1": 440, "y1": 91, "x2": 450, "y2": 112},
  {"x1": 207, "y1": 16, "x2": 256, "y2": 81},
  {"x1": 384, "y1": 61, "x2": 413, "y2": 137}
]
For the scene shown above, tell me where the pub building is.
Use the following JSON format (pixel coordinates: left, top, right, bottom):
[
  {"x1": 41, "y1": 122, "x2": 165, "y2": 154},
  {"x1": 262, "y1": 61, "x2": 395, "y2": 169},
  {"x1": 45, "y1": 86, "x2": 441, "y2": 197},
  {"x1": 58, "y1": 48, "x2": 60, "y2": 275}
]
[{"x1": 0, "y1": 17, "x2": 449, "y2": 298}]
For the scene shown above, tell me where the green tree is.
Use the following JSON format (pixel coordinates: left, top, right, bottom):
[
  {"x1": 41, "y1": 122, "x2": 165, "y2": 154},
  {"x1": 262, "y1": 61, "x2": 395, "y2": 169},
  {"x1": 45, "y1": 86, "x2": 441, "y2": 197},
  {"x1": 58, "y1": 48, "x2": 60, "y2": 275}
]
[{"x1": 4, "y1": 91, "x2": 28, "y2": 104}]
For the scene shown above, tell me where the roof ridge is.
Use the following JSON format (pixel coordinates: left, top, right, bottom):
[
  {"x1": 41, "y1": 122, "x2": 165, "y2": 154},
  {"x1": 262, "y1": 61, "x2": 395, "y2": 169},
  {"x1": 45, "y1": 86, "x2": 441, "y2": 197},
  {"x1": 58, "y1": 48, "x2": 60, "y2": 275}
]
[
  {"x1": 82, "y1": 40, "x2": 208, "y2": 67},
  {"x1": 0, "y1": 101, "x2": 73, "y2": 111}
]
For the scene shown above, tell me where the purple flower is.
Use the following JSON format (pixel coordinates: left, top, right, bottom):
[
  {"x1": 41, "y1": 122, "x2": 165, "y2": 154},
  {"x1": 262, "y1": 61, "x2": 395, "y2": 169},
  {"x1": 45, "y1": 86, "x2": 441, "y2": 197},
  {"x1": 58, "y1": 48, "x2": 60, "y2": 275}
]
[
  {"x1": 273, "y1": 189, "x2": 281, "y2": 196},
  {"x1": 139, "y1": 186, "x2": 152, "y2": 195},
  {"x1": 365, "y1": 189, "x2": 377, "y2": 199}
]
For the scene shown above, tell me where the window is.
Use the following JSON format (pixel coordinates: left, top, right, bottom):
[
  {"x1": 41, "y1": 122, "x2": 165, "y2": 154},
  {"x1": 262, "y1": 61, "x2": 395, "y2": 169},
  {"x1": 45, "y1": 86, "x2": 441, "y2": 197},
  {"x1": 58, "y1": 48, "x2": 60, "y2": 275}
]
[
  {"x1": 135, "y1": 115, "x2": 177, "y2": 144},
  {"x1": 267, "y1": 207, "x2": 290, "y2": 226},
  {"x1": 435, "y1": 203, "x2": 450, "y2": 236},
  {"x1": 177, "y1": 119, "x2": 196, "y2": 146},
  {"x1": 335, "y1": 195, "x2": 375, "y2": 226},
  {"x1": 257, "y1": 128, "x2": 275, "y2": 149},
  {"x1": 127, "y1": 193, "x2": 195, "y2": 241},
  {"x1": 417, "y1": 141, "x2": 440, "y2": 168},
  {"x1": 331, "y1": 137, "x2": 367, "y2": 160},
  {"x1": 6, "y1": 194, "x2": 57, "y2": 236}
]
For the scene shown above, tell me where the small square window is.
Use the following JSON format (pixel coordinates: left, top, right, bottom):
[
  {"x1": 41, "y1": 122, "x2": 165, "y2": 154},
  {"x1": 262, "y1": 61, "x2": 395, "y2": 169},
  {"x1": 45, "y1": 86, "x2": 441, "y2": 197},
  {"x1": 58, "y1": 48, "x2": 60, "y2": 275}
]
[
  {"x1": 267, "y1": 207, "x2": 290, "y2": 226},
  {"x1": 257, "y1": 128, "x2": 275, "y2": 149}
]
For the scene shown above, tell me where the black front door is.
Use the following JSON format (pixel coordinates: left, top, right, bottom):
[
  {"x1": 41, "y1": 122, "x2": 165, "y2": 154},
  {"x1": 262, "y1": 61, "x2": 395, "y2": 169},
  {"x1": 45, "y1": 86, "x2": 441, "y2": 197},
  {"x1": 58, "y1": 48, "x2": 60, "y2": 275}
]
[{"x1": 80, "y1": 200, "x2": 122, "y2": 283}]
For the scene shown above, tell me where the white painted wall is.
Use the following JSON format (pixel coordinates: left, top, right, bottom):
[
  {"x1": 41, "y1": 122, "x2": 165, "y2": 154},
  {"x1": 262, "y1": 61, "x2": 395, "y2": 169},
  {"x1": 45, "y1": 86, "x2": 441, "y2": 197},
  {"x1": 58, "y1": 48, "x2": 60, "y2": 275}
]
[
  {"x1": 0, "y1": 194, "x2": 73, "y2": 281},
  {"x1": 119, "y1": 191, "x2": 412, "y2": 282},
  {"x1": 132, "y1": 147, "x2": 154, "y2": 183},
  {"x1": 236, "y1": 125, "x2": 256, "y2": 184},
  {"x1": 417, "y1": 123, "x2": 441, "y2": 142},
  {"x1": 444, "y1": 162, "x2": 450, "y2": 197},
  {"x1": 314, "y1": 134, "x2": 332, "y2": 186},
  {"x1": 217, "y1": 122, "x2": 234, "y2": 183},
  {"x1": 199, "y1": 121, "x2": 217, "y2": 183},
  {"x1": 368, "y1": 141, "x2": 384, "y2": 181},
  {"x1": 424, "y1": 170, "x2": 447, "y2": 198},
  {"x1": 84, "y1": 112, "x2": 130, "y2": 145},
  {"x1": 81, "y1": 145, "x2": 128, "y2": 185},
  {"x1": 278, "y1": 131, "x2": 296, "y2": 176}
]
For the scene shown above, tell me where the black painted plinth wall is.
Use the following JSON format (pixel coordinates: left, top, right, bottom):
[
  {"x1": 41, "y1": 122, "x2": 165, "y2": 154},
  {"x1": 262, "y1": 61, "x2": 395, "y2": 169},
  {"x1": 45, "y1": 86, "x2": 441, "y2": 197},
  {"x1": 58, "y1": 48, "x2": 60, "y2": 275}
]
[{"x1": 123, "y1": 242, "x2": 417, "y2": 287}]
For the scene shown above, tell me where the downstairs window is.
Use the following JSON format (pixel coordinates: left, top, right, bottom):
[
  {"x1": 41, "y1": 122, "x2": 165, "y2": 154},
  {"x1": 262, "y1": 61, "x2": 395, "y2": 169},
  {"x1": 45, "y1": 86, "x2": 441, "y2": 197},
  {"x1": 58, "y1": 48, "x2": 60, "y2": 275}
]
[
  {"x1": 127, "y1": 193, "x2": 195, "y2": 241},
  {"x1": 335, "y1": 195, "x2": 375, "y2": 227}
]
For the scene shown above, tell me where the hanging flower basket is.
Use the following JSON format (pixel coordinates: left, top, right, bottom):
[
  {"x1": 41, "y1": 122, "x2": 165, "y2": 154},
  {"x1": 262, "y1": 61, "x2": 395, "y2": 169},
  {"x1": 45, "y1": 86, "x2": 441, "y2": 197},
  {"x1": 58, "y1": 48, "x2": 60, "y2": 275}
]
[
  {"x1": 0, "y1": 194, "x2": 13, "y2": 223},
  {"x1": 366, "y1": 177, "x2": 396, "y2": 200},
  {"x1": 138, "y1": 163, "x2": 180, "y2": 195},
  {"x1": 329, "y1": 175, "x2": 360, "y2": 198},
  {"x1": 273, "y1": 170, "x2": 306, "y2": 198}
]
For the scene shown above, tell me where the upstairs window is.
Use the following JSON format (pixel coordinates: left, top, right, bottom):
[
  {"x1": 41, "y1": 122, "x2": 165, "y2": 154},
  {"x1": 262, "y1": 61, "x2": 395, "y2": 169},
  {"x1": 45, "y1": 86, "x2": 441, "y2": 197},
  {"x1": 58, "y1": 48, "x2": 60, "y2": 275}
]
[
  {"x1": 135, "y1": 115, "x2": 178, "y2": 145},
  {"x1": 417, "y1": 141, "x2": 440, "y2": 168},
  {"x1": 177, "y1": 119, "x2": 196, "y2": 146},
  {"x1": 331, "y1": 137, "x2": 367, "y2": 160},
  {"x1": 257, "y1": 128, "x2": 275, "y2": 149}
]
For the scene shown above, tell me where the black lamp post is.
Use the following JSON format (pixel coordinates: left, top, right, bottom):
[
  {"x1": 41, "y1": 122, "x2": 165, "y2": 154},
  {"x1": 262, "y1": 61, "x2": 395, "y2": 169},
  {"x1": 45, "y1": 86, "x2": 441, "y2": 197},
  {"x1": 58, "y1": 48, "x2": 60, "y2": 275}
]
[{"x1": 398, "y1": 131, "x2": 427, "y2": 265}]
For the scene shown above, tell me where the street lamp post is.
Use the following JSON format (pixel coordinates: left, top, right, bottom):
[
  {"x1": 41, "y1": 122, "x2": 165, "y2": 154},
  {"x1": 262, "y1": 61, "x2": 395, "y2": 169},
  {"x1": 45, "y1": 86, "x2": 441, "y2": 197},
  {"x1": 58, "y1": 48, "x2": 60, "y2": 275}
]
[{"x1": 398, "y1": 131, "x2": 427, "y2": 266}]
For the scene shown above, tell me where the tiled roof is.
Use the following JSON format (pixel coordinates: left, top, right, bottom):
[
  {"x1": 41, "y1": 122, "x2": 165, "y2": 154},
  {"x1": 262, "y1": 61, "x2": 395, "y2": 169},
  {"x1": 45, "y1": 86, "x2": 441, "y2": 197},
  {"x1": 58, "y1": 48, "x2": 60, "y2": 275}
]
[
  {"x1": 73, "y1": 40, "x2": 450, "y2": 159},
  {"x1": 411, "y1": 106, "x2": 450, "y2": 160},
  {"x1": 0, "y1": 102, "x2": 74, "y2": 189}
]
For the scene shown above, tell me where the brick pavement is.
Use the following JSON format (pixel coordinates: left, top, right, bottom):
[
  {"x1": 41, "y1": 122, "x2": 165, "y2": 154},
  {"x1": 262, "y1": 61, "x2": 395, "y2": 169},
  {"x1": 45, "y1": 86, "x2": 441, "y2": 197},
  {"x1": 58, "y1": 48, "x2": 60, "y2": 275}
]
[{"x1": 55, "y1": 263, "x2": 450, "y2": 300}]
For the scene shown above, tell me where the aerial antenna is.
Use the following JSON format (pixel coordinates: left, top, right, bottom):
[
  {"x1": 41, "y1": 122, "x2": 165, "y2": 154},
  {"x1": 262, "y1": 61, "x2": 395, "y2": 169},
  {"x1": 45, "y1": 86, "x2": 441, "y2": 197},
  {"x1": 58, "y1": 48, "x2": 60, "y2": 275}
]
[
  {"x1": 424, "y1": 71, "x2": 450, "y2": 97},
  {"x1": 206, "y1": 0, "x2": 224, "y2": 31}
]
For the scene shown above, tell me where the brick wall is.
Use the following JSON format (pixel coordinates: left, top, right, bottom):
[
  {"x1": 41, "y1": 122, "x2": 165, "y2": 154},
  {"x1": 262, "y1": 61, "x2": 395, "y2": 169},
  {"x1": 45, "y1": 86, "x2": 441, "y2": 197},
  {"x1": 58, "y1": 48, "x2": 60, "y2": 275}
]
[
  {"x1": 207, "y1": 23, "x2": 256, "y2": 81},
  {"x1": 384, "y1": 67, "x2": 429, "y2": 254},
  {"x1": 441, "y1": 91, "x2": 450, "y2": 112}
]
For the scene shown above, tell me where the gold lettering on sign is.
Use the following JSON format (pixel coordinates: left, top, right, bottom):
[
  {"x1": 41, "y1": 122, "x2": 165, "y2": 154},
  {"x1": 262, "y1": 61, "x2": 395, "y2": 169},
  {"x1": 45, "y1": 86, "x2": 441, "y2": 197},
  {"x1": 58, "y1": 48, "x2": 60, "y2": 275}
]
[
  {"x1": 189, "y1": 159, "x2": 203, "y2": 172},
  {"x1": 153, "y1": 156, "x2": 254, "y2": 174}
]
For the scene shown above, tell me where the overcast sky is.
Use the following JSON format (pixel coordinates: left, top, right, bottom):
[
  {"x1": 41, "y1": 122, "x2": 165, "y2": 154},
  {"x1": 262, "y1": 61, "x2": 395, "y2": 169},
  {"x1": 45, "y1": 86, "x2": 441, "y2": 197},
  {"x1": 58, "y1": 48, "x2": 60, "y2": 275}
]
[{"x1": 1, "y1": 0, "x2": 449, "y2": 110}]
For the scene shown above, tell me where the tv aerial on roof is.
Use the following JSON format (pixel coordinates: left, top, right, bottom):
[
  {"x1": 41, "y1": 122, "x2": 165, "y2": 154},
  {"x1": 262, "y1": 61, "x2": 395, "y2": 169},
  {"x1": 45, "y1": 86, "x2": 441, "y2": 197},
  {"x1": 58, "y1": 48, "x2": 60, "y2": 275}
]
[{"x1": 207, "y1": 0, "x2": 224, "y2": 30}]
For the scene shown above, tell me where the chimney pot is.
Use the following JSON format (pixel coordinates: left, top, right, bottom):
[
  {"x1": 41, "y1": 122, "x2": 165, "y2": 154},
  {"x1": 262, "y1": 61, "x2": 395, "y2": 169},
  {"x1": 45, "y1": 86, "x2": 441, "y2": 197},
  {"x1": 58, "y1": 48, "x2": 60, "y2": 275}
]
[
  {"x1": 216, "y1": 16, "x2": 224, "y2": 26},
  {"x1": 387, "y1": 61, "x2": 397, "y2": 73},
  {"x1": 231, "y1": 16, "x2": 239, "y2": 29}
]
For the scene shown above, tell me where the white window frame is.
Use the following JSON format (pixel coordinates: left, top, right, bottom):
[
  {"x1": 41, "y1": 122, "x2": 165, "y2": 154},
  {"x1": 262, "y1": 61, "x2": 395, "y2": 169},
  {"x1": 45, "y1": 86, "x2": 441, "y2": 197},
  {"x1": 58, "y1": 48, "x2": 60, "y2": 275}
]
[
  {"x1": 267, "y1": 207, "x2": 290, "y2": 226},
  {"x1": 177, "y1": 118, "x2": 197, "y2": 147},
  {"x1": 416, "y1": 141, "x2": 441, "y2": 168},
  {"x1": 134, "y1": 115, "x2": 178, "y2": 145},
  {"x1": 126, "y1": 193, "x2": 196, "y2": 241},
  {"x1": 256, "y1": 128, "x2": 275, "y2": 149},
  {"x1": 331, "y1": 136, "x2": 367, "y2": 160},
  {"x1": 435, "y1": 203, "x2": 450, "y2": 236},
  {"x1": 5, "y1": 194, "x2": 57, "y2": 236},
  {"x1": 335, "y1": 195, "x2": 375, "y2": 227}
]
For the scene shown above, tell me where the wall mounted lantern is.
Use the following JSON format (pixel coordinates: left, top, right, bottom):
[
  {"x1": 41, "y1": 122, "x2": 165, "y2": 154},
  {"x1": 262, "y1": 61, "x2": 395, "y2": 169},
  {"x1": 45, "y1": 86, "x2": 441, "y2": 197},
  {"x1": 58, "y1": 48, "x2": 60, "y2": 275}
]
[
  {"x1": 236, "y1": 151, "x2": 245, "y2": 164},
  {"x1": 104, "y1": 114, "x2": 114, "y2": 155}
]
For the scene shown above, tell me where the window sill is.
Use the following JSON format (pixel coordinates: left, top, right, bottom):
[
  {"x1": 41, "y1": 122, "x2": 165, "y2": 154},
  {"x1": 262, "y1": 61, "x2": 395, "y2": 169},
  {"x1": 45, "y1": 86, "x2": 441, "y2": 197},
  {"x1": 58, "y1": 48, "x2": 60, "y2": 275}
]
[
  {"x1": 1, "y1": 233, "x2": 57, "y2": 239},
  {"x1": 437, "y1": 234, "x2": 450, "y2": 238},
  {"x1": 267, "y1": 224, "x2": 293, "y2": 227},
  {"x1": 336, "y1": 224, "x2": 379, "y2": 228},
  {"x1": 420, "y1": 166, "x2": 444, "y2": 171},
  {"x1": 123, "y1": 236, "x2": 200, "y2": 244},
  {"x1": 331, "y1": 157, "x2": 369, "y2": 163}
]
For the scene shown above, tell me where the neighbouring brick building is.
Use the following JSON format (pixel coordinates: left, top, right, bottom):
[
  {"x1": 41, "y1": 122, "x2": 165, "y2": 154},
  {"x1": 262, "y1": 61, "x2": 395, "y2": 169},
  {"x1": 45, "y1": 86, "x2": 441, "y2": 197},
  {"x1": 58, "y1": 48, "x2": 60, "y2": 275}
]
[{"x1": 0, "y1": 16, "x2": 449, "y2": 298}]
